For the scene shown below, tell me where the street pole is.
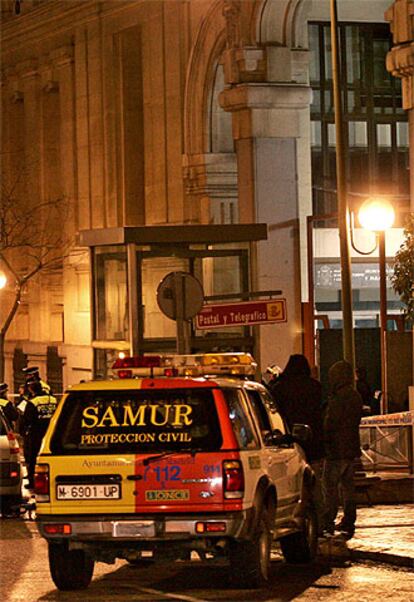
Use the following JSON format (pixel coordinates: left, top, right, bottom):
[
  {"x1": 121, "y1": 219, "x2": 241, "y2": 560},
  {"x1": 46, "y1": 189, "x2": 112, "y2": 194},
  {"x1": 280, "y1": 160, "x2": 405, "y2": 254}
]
[
  {"x1": 174, "y1": 272, "x2": 190, "y2": 355},
  {"x1": 330, "y1": 0, "x2": 355, "y2": 369},
  {"x1": 378, "y1": 231, "x2": 388, "y2": 412},
  {"x1": 127, "y1": 243, "x2": 140, "y2": 357}
]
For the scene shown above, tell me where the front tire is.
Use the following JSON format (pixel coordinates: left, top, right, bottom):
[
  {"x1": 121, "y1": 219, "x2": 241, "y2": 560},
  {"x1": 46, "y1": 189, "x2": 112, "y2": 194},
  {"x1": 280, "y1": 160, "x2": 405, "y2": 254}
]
[
  {"x1": 280, "y1": 504, "x2": 318, "y2": 564},
  {"x1": 229, "y1": 513, "x2": 271, "y2": 588},
  {"x1": 49, "y1": 542, "x2": 94, "y2": 590}
]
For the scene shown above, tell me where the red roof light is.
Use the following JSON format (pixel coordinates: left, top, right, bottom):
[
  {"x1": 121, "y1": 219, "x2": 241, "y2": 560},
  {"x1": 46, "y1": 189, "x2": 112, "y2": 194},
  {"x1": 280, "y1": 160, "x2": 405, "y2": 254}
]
[{"x1": 112, "y1": 356, "x2": 162, "y2": 369}]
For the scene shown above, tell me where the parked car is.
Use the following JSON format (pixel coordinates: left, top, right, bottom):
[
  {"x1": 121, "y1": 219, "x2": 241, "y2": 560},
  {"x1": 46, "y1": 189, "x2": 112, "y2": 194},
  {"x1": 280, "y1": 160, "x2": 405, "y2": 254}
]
[
  {"x1": 34, "y1": 352, "x2": 318, "y2": 591},
  {"x1": 0, "y1": 408, "x2": 23, "y2": 517}
]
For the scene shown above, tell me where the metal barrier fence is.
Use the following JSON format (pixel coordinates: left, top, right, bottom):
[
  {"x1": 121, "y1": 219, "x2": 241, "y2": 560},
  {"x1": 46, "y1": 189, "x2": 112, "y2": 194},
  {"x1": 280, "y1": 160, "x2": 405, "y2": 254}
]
[{"x1": 360, "y1": 410, "x2": 414, "y2": 474}]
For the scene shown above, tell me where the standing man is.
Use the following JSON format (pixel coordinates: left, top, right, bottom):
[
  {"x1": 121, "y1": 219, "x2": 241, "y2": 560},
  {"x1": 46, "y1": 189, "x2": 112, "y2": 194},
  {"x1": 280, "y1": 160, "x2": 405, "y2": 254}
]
[
  {"x1": 323, "y1": 360, "x2": 363, "y2": 539},
  {"x1": 22, "y1": 366, "x2": 52, "y2": 396},
  {"x1": 355, "y1": 366, "x2": 379, "y2": 415},
  {"x1": 269, "y1": 354, "x2": 326, "y2": 535},
  {"x1": 0, "y1": 382, "x2": 19, "y2": 427},
  {"x1": 20, "y1": 378, "x2": 57, "y2": 489}
]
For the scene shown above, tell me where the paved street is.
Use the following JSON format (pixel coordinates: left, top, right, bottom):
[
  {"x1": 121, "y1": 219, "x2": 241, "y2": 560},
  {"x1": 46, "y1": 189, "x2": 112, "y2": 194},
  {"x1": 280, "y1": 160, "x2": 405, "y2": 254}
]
[
  {"x1": 1, "y1": 506, "x2": 413, "y2": 602},
  {"x1": 348, "y1": 504, "x2": 414, "y2": 565}
]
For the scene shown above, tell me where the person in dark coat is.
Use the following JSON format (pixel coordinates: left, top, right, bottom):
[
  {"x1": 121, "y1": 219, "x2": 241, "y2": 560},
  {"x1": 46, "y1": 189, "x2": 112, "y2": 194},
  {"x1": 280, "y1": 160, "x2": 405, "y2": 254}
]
[
  {"x1": 323, "y1": 360, "x2": 363, "y2": 539},
  {"x1": 269, "y1": 354, "x2": 326, "y2": 534},
  {"x1": 22, "y1": 366, "x2": 52, "y2": 396},
  {"x1": 355, "y1": 366, "x2": 379, "y2": 415},
  {"x1": 20, "y1": 378, "x2": 57, "y2": 489},
  {"x1": 0, "y1": 382, "x2": 18, "y2": 427}
]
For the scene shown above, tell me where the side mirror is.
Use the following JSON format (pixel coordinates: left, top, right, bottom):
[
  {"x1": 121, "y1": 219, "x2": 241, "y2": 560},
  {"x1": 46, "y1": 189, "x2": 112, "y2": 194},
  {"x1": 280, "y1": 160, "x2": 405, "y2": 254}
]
[
  {"x1": 264, "y1": 428, "x2": 294, "y2": 447},
  {"x1": 292, "y1": 423, "x2": 312, "y2": 444}
]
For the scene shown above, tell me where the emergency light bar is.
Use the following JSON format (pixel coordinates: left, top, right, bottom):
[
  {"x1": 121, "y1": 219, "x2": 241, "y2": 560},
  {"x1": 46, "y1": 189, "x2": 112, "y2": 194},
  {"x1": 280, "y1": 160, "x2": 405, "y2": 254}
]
[{"x1": 111, "y1": 352, "x2": 257, "y2": 379}]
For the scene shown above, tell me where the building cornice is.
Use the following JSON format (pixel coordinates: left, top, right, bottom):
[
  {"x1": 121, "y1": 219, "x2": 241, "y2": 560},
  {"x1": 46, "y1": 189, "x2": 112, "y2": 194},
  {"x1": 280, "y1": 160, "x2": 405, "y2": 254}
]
[{"x1": 1, "y1": 1, "x2": 145, "y2": 56}]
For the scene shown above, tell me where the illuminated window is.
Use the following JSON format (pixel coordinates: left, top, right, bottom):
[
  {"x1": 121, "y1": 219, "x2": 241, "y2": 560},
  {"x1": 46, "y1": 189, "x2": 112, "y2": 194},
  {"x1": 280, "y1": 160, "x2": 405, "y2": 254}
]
[{"x1": 309, "y1": 22, "x2": 409, "y2": 224}]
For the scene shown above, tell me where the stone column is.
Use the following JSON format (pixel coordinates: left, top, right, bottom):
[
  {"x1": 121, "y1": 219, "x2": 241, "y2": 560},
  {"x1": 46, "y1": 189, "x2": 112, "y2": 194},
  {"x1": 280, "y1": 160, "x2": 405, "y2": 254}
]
[
  {"x1": 182, "y1": 153, "x2": 238, "y2": 224},
  {"x1": 219, "y1": 45, "x2": 312, "y2": 370},
  {"x1": 20, "y1": 60, "x2": 42, "y2": 208},
  {"x1": 53, "y1": 46, "x2": 77, "y2": 236},
  {"x1": 385, "y1": 0, "x2": 414, "y2": 392},
  {"x1": 386, "y1": 0, "x2": 414, "y2": 209}
]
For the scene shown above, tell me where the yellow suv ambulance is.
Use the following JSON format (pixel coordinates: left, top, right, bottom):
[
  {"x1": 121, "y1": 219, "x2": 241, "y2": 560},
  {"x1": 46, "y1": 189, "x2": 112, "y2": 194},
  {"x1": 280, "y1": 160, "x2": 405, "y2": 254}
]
[{"x1": 34, "y1": 353, "x2": 317, "y2": 591}]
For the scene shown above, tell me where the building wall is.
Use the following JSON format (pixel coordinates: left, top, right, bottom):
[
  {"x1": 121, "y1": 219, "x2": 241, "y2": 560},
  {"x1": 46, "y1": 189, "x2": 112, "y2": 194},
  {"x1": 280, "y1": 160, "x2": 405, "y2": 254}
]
[{"x1": 1, "y1": 0, "x2": 407, "y2": 390}]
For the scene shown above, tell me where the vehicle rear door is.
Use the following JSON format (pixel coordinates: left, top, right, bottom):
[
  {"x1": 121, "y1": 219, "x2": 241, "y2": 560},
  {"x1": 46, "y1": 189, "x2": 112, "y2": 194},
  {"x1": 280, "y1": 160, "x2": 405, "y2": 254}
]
[{"x1": 46, "y1": 381, "x2": 238, "y2": 514}]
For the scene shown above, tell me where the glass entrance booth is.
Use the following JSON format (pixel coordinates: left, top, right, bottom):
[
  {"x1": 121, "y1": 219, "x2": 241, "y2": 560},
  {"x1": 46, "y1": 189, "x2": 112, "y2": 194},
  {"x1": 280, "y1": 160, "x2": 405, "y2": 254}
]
[{"x1": 79, "y1": 224, "x2": 267, "y2": 377}]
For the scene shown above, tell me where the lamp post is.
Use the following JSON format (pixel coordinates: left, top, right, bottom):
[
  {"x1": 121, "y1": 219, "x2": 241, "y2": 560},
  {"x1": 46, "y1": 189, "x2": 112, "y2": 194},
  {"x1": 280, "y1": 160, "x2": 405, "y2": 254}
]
[
  {"x1": 358, "y1": 197, "x2": 395, "y2": 413},
  {"x1": 330, "y1": 0, "x2": 355, "y2": 368},
  {"x1": 0, "y1": 270, "x2": 7, "y2": 381}
]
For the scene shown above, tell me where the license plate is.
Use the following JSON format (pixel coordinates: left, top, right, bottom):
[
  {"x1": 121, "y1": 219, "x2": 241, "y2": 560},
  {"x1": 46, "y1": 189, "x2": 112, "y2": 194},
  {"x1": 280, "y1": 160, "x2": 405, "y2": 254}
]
[{"x1": 56, "y1": 484, "x2": 120, "y2": 500}]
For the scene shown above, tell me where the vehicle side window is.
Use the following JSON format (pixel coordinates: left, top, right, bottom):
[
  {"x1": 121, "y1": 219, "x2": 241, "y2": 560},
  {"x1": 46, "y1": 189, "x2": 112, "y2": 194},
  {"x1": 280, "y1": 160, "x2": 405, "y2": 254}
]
[
  {"x1": 259, "y1": 389, "x2": 287, "y2": 434},
  {"x1": 223, "y1": 389, "x2": 259, "y2": 450},
  {"x1": 244, "y1": 389, "x2": 273, "y2": 444}
]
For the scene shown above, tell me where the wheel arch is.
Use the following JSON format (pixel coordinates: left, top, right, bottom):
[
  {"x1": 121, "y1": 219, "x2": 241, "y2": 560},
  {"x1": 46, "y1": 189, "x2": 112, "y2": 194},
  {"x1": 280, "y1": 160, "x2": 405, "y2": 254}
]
[
  {"x1": 252, "y1": 475, "x2": 277, "y2": 529},
  {"x1": 301, "y1": 466, "x2": 316, "y2": 502}
]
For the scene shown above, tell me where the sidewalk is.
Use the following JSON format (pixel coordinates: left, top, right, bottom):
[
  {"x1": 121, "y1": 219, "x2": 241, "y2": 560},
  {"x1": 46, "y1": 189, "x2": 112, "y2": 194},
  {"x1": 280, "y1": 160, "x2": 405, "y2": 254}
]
[{"x1": 319, "y1": 504, "x2": 414, "y2": 568}]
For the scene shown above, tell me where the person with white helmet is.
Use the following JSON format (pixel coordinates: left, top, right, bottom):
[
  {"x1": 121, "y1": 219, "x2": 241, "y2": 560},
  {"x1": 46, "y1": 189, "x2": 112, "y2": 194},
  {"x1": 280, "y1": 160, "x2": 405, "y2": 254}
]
[{"x1": 261, "y1": 364, "x2": 282, "y2": 388}]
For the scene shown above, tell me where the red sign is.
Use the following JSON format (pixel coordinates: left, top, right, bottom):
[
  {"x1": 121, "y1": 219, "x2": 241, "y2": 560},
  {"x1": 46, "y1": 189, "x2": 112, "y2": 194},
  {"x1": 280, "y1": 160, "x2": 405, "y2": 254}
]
[{"x1": 195, "y1": 299, "x2": 287, "y2": 329}]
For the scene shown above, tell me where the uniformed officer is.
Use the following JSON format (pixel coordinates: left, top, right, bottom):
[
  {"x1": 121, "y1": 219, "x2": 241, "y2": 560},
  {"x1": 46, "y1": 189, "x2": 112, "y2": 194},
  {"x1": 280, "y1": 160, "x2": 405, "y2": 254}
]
[
  {"x1": 22, "y1": 366, "x2": 52, "y2": 397},
  {"x1": 20, "y1": 378, "x2": 57, "y2": 489},
  {"x1": 0, "y1": 382, "x2": 18, "y2": 427}
]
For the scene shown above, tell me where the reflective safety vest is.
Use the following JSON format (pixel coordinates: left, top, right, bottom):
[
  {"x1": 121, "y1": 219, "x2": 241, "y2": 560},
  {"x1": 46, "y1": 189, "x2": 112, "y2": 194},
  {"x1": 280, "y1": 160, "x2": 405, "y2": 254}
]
[
  {"x1": 40, "y1": 380, "x2": 51, "y2": 394},
  {"x1": 30, "y1": 394, "x2": 58, "y2": 420},
  {"x1": 0, "y1": 397, "x2": 19, "y2": 423}
]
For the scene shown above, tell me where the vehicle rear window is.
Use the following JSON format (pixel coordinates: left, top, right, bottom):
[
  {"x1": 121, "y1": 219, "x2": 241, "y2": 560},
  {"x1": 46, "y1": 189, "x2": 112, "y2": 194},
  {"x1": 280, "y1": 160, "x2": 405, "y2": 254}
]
[{"x1": 50, "y1": 388, "x2": 223, "y2": 454}]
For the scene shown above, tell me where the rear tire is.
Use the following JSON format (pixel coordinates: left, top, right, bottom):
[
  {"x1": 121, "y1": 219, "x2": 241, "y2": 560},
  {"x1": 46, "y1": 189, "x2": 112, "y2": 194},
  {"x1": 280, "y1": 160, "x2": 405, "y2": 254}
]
[
  {"x1": 229, "y1": 512, "x2": 271, "y2": 588},
  {"x1": 280, "y1": 504, "x2": 318, "y2": 564},
  {"x1": 49, "y1": 542, "x2": 94, "y2": 590}
]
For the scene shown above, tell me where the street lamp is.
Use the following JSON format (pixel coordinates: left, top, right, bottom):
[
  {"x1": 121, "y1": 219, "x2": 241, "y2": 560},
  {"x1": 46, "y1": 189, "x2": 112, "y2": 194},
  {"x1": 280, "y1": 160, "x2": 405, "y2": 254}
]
[
  {"x1": 0, "y1": 271, "x2": 7, "y2": 290},
  {"x1": 355, "y1": 197, "x2": 395, "y2": 413}
]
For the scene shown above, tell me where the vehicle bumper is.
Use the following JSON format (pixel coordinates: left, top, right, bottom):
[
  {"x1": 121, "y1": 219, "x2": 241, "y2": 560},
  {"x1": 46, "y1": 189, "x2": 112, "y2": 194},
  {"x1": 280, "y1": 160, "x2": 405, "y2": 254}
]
[{"x1": 36, "y1": 510, "x2": 254, "y2": 542}]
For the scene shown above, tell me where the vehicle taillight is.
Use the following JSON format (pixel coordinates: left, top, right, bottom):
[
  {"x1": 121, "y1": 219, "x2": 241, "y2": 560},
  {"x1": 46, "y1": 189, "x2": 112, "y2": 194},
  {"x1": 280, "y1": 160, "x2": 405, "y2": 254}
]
[
  {"x1": 44, "y1": 523, "x2": 72, "y2": 535},
  {"x1": 223, "y1": 460, "x2": 244, "y2": 499},
  {"x1": 117, "y1": 369, "x2": 133, "y2": 379},
  {"x1": 7, "y1": 432, "x2": 20, "y2": 454},
  {"x1": 34, "y1": 464, "x2": 50, "y2": 500},
  {"x1": 163, "y1": 367, "x2": 178, "y2": 377},
  {"x1": 196, "y1": 521, "x2": 227, "y2": 533}
]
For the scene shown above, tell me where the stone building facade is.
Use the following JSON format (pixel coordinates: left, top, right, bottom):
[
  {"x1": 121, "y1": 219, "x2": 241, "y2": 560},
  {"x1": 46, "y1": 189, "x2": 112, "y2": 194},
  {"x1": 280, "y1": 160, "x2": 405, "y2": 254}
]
[{"x1": 0, "y1": 0, "x2": 411, "y2": 392}]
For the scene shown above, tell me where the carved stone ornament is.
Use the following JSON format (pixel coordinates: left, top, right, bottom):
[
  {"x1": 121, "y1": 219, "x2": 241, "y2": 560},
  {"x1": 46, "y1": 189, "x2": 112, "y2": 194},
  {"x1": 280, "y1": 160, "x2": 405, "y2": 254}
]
[
  {"x1": 223, "y1": 0, "x2": 242, "y2": 50},
  {"x1": 385, "y1": 1, "x2": 414, "y2": 110},
  {"x1": 386, "y1": 43, "x2": 414, "y2": 109},
  {"x1": 385, "y1": 0, "x2": 414, "y2": 45},
  {"x1": 223, "y1": 45, "x2": 266, "y2": 85}
]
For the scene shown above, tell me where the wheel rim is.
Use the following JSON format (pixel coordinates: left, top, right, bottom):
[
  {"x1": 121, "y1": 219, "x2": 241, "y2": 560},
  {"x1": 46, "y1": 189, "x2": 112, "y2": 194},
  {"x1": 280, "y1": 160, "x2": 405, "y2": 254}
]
[{"x1": 304, "y1": 509, "x2": 317, "y2": 553}]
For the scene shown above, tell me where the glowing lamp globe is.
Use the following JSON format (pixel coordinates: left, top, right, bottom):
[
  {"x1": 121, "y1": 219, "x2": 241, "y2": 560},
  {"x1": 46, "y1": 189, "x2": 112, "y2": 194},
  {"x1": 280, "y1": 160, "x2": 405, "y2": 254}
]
[
  {"x1": 0, "y1": 271, "x2": 7, "y2": 290},
  {"x1": 358, "y1": 198, "x2": 395, "y2": 232}
]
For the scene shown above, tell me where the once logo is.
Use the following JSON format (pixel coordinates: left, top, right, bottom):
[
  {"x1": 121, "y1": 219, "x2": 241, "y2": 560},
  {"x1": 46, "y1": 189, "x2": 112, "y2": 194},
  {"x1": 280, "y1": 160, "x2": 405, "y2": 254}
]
[{"x1": 145, "y1": 489, "x2": 190, "y2": 501}]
